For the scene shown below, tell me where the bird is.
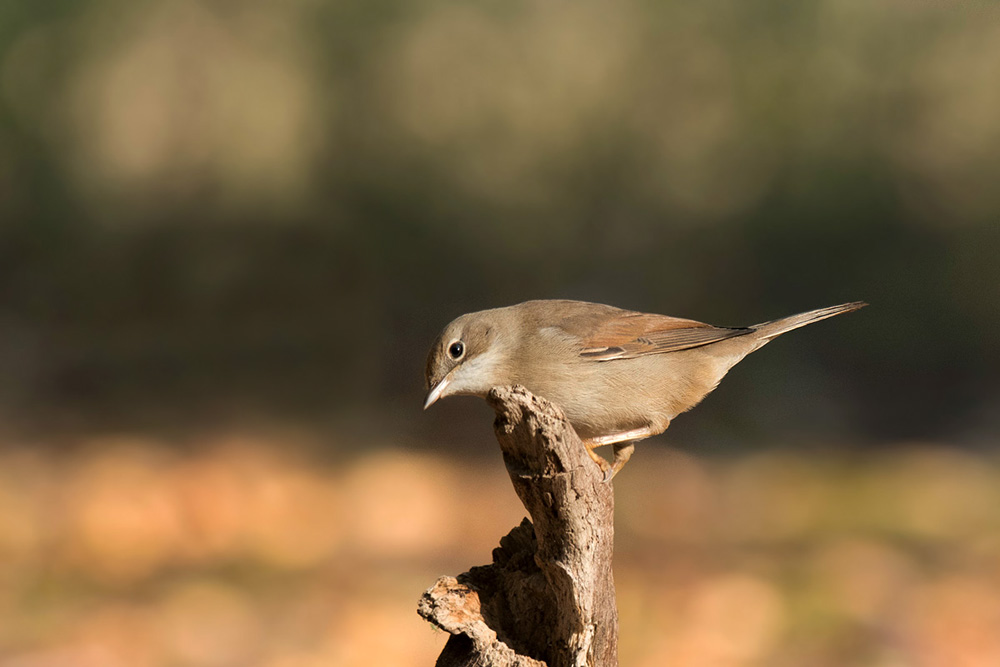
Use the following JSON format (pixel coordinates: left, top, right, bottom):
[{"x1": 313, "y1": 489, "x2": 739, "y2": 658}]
[{"x1": 424, "y1": 299, "x2": 866, "y2": 480}]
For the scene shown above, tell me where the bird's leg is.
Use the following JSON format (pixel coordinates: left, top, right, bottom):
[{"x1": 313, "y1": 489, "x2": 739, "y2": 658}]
[
  {"x1": 582, "y1": 425, "x2": 657, "y2": 481},
  {"x1": 584, "y1": 426, "x2": 655, "y2": 447}
]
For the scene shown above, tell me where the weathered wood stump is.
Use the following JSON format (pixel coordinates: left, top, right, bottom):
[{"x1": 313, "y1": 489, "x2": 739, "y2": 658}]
[{"x1": 418, "y1": 386, "x2": 618, "y2": 667}]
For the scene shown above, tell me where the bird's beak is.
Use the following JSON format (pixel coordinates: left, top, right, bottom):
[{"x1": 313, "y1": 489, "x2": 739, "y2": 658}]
[{"x1": 423, "y1": 375, "x2": 451, "y2": 410}]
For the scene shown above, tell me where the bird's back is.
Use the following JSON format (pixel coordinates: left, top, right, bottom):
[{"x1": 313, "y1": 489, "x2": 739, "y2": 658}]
[{"x1": 511, "y1": 301, "x2": 866, "y2": 441}]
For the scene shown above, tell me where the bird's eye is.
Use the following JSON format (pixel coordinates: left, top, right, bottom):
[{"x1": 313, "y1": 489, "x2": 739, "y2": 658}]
[{"x1": 448, "y1": 341, "x2": 465, "y2": 359}]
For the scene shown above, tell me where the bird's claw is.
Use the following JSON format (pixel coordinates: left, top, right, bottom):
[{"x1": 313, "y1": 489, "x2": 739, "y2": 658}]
[{"x1": 584, "y1": 441, "x2": 636, "y2": 483}]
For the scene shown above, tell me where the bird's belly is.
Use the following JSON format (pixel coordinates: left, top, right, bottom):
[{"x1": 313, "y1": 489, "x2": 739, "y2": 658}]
[{"x1": 521, "y1": 351, "x2": 736, "y2": 441}]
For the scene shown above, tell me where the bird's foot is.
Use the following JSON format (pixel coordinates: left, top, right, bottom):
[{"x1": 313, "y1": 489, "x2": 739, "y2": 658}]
[
  {"x1": 583, "y1": 440, "x2": 636, "y2": 482},
  {"x1": 584, "y1": 443, "x2": 614, "y2": 479},
  {"x1": 583, "y1": 426, "x2": 655, "y2": 482},
  {"x1": 603, "y1": 442, "x2": 635, "y2": 482}
]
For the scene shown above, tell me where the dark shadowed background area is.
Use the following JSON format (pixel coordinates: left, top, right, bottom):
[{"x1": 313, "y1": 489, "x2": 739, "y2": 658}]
[{"x1": 2, "y1": 1, "x2": 1000, "y2": 666}]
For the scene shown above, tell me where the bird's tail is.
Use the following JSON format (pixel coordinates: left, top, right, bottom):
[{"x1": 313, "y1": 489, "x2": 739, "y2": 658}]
[{"x1": 752, "y1": 302, "x2": 868, "y2": 341}]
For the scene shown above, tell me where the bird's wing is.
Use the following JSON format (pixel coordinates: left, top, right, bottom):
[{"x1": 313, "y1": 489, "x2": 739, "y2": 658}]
[{"x1": 570, "y1": 312, "x2": 753, "y2": 361}]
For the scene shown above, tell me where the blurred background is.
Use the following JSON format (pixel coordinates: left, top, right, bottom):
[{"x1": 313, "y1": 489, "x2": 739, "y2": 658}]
[{"x1": 2, "y1": 0, "x2": 1000, "y2": 665}]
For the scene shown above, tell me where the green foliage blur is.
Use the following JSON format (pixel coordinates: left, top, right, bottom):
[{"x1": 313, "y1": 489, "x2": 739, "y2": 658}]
[{"x1": 1, "y1": 0, "x2": 999, "y2": 444}]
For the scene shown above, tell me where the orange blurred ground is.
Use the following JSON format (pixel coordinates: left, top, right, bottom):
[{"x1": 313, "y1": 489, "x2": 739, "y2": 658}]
[{"x1": 1, "y1": 436, "x2": 999, "y2": 667}]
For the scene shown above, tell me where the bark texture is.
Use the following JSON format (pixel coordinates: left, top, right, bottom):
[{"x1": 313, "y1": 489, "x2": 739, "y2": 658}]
[{"x1": 418, "y1": 386, "x2": 618, "y2": 667}]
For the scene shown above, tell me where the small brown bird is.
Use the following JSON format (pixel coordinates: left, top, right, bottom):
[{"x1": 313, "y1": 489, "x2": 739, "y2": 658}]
[{"x1": 424, "y1": 300, "x2": 866, "y2": 480}]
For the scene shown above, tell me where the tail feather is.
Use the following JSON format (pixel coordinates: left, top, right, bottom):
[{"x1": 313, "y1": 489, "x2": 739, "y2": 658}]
[{"x1": 752, "y1": 301, "x2": 867, "y2": 341}]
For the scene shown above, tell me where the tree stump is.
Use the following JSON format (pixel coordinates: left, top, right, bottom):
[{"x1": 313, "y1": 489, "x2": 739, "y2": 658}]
[{"x1": 418, "y1": 386, "x2": 619, "y2": 667}]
